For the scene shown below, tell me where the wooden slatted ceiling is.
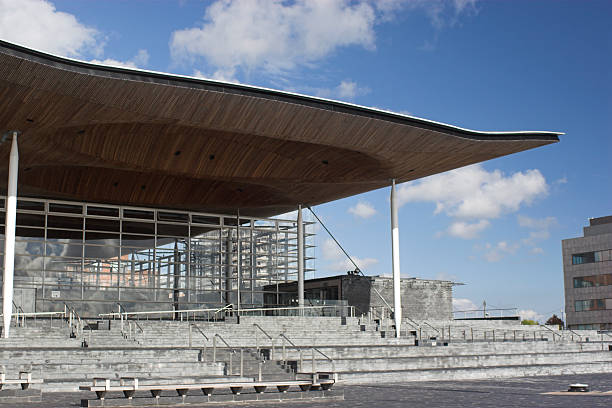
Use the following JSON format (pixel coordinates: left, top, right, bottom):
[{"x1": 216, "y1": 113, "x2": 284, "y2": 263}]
[{"x1": 0, "y1": 42, "x2": 559, "y2": 217}]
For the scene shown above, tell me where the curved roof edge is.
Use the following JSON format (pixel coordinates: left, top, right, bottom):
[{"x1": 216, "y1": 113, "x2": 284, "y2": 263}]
[{"x1": 0, "y1": 39, "x2": 562, "y2": 143}]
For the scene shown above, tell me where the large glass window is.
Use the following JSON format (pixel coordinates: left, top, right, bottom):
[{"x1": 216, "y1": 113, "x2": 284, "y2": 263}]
[{"x1": 1, "y1": 196, "x2": 315, "y2": 316}]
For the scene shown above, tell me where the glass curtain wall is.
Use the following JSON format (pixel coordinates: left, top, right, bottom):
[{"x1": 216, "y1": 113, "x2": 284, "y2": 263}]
[{"x1": 0, "y1": 196, "x2": 315, "y2": 317}]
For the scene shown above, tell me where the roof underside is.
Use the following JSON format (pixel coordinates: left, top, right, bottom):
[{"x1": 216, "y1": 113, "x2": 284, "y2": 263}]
[{"x1": 0, "y1": 40, "x2": 560, "y2": 218}]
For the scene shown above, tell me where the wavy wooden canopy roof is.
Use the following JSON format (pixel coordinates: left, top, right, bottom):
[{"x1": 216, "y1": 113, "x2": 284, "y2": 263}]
[{"x1": 0, "y1": 40, "x2": 560, "y2": 218}]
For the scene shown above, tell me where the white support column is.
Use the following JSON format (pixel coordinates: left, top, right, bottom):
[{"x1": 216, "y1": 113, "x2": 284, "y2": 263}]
[
  {"x1": 236, "y1": 210, "x2": 241, "y2": 314},
  {"x1": 297, "y1": 205, "x2": 304, "y2": 313},
  {"x1": 390, "y1": 179, "x2": 402, "y2": 338},
  {"x1": 3, "y1": 132, "x2": 19, "y2": 338}
]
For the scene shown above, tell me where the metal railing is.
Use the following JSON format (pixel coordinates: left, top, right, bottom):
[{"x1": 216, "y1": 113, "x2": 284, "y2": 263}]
[
  {"x1": 253, "y1": 323, "x2": 275, "y2": 360},
  {"x1": 189, "y1": 323, "x2": 209, "y2": 348},
  {"x1": 238, "y1": 305, "x2": 354, "y2": 317},
  {"x1": 453, "y1": 308, "x2": 519, "y2": 319},
  {"x1": 99, "y1": 304, "x2": 234, "y2": 321},
  {"x1": 64, "y1": 303, "x2": 83, "y2": 336}
]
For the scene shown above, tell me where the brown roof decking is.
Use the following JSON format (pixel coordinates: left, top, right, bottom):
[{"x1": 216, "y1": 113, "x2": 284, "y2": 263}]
[{"x1": 0, "y1": 40, "x2": 560, "y2": 217}]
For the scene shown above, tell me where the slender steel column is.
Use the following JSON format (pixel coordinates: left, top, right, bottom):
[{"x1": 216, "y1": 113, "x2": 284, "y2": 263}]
[
  {"x1": 390, "y1": 179, "x2": 402, "y2": 338},
  {"x1": 297, "y1": 205, "x2": 304, "y2": 312},
  {"x1": 3, "y1": 132, "x2": 19, "y2": 338}
]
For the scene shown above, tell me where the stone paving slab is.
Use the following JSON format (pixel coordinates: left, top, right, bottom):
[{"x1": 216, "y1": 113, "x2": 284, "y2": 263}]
[{"x1": 6, "y1": 374, "x2": 612, "y2": 407}]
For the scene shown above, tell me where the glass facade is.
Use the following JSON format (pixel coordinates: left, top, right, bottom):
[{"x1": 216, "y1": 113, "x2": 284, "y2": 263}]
[{"x1": 0, "y1": 196, "x2": 315, "y2": 316}]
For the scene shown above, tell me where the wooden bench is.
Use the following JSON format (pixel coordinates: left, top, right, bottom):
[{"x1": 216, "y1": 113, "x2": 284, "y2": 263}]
[
  {"x1": 79, "y1": 376, "x2": 335, "y2": 400},
  {"x1": 0, "y1": 372, "x2": 43, "y2": 390}
]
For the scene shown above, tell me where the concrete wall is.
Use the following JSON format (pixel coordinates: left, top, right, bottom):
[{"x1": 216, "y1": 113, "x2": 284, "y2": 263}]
[{"x1": 368, "y1": 277, "x2": 453, "y2": 321}]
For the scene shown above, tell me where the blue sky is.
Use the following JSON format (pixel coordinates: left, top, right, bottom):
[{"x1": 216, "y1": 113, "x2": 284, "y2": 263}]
[{"x1": 1, "y1": 0, "x2": 610, "y2": 322}]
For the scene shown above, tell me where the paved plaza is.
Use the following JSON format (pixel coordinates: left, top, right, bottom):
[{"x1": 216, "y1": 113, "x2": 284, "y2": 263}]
[{"x1": 6, "y1": 373, "x2": 611, "y2": 408}]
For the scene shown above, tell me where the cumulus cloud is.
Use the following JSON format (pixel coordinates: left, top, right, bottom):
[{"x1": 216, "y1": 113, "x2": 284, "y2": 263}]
[
  {"x1": 0, "y1": 0, "x2": 102, "y2": 57},
  {"x1": 518, "y1": 214, "x2": 557, "y2": 251},
  {"x1": 348, "y1": 201, "x2": 377, "y2": 219},
  {"x1": 170, "y1": 0, "x2": 376, "y2": 76},
  {"x1": 321, "y1": 238, "x2": 378, "y2": 272},
  {"x1": 444, "y1": 220, "x2": 490, "y2": 239},
  {"x1": 90, "y1": 49, "x2": 150, "y2": 69},
  {"x1": 398, "y1": 165, "x2": 548, "y2": 220},
  {"x1": 480, "y1": 241, "x2": 520, "y2": 262},
  {"x1": 519, "y1": 309, "x2": 543, "y2": 323},
  {"x1": 398, "y1": 164, "x2": 549, "y2": 239},
  {"x1": 453, "y1": 298, "x2": 477, "y2": 311}
]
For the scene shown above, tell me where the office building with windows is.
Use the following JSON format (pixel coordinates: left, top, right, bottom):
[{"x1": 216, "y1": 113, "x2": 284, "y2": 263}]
[{"x1": 562, "y1": 216, "x2": 612, "y2": 330}]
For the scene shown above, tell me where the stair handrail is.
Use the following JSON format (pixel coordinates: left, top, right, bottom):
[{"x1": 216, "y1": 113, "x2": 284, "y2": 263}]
[
  {"x1": 253, "y1": 323, "x2": 273, "y2": 340},
  {"x1": 279, "y1": 333, "x2": 300, "y2": 351},
  {"x1": 213, "y1": 304, "x2": 233, "y2": 320},
  {"x1": 63, "y1": 302, "x2": 82, "y2": 335},
  {"x1": 564, "y1": 327, "x2": 583, "y2": 341},
  {"x1": 422, "y1": 321, "x2": 441, "y2": 336},
  {"x1": 214, "y1": 333, "x2": 235, "y2": 353},
  {"x1": 11, "y1": 300, "x2": 24, "y2": 326},
  {"x1": 538, "y1": 324, "x2": 562, "y2": 340},
  {"x1": 191, "y1": 323, "x2": 209, "y2": 341}
]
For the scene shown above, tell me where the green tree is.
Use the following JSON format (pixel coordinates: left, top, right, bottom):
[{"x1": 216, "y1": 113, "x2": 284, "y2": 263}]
[{"x1": 521, "y1": 319, "x2": 538, "y2": 325}]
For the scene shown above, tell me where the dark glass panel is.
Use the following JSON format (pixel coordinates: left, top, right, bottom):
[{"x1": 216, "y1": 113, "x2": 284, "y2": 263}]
[
  {"x1": 49, "y1": 203, "x2": 83, "y2": 214},
  {"x1": 123, "y1": 209, "x2": 154, "y2": 220},
  {"x1": 87, "y1": 206, "x2": 119, "y2": 217},
  {"x1": 85, "y1": 218, "x2": 120, "y2": 232},
  {"x1": 122, "y1": 221, "x2": 155, "y2": 235},
  {"x1": 16, "y1": 213, "x2": 45, "y2": 228},
  {"x1": 191, "y1": 215, "x2": 220, "y2": 225},
  {"x1": 16, "y1": 227, "x2": 45, "y2": 238},
  {"x1": 157, "y1": 223, "x2": 189, "y2": 237},
  {"x1": 48, "y1": 215, "x2": 83, "y2": 230},
  {"x1": 158, "y1": 211, "x2": 189, "y2": 223},
  {"x1": 17, "y1": 200, "x2": 45, "y2": 211}
]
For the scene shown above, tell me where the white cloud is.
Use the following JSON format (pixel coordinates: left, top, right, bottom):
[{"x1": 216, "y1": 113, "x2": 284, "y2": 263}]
[
  {"x1": 519, "y1": 309, "x2": 543, "y2": 323},
  {"x1": 517, "y1": 215, "x2": 557, "y2": 230},
  {"x1": 193, "y1": 67, "x2": 241, "y2": 84},
  {"x1": 554, "y1": 176, "x2": 567, "y2": 185},
  {"x1": 453, "y1": 298, "x2": 477, "y2": 311},
  {"x1": 348, "y1": 201, "x2": 377, "y2": 219},
  {"x1": 336, "y1": 80, "x2": 369, "y2": 100},
  {"x1": 482, "y1": 240, "x2": 520, "y2": 262},
  {"x1": 321, "y1": 238, "x2": 378, "y2": 272},
  {"x1": 530, "y1": 247, "x2": 544, "y2": 255},
  {"x1": 398, "y1": 165, "x2": 548, "y2": 220},
  {"x1": 445, "y1": 219, "x2": 490, "y2": 239},
  {"x1": 0, "y1": 0, "x2": 102, "y2": 57},
  {"x1": 398, "y1": 164, "x2": 549, "y2": 240},
  {"x1": 90, "y1": 49, "x2": 150, "y2": 69},
  {"x1": 518, "y1": 215, "x2": 557, "y2": 249},
  {"x1": 170, "y1": 0, "x2": 376, "y2": 76}
]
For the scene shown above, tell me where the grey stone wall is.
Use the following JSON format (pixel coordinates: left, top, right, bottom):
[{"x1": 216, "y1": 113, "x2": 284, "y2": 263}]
[
  {"x1": 562, "y1": 217, "x2": 612, "y2": 329},
  {"x1": 368, "y1": 277, "x2": 453, "y2": 321}
]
